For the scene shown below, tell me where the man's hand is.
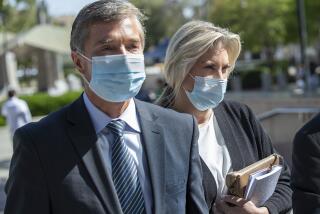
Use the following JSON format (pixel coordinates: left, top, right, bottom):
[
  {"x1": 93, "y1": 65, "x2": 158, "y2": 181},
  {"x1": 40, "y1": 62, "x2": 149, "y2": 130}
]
[{"x1": 215, "y1": 195, "x2": 269, "y2": 214}]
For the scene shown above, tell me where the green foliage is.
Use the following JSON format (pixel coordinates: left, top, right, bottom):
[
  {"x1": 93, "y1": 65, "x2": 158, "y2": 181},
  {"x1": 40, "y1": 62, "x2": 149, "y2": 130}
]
[
  {"x1": 283, "y1": 0, "x2": 320, "y2": 44},
  {"x1": 208, "y1": 0, "x2": 320, "y2": 51},
  {"x1": 208, "y1": 0, "x2": 293, "y2": 52},
  {"x1": 131, "y1": 0, "x2": 187, "y2": 50},
  {"x1": 0, "y1": 0, "x2": 37, "y2": 33},
  {"x1": 20, "y1": 91, "x2": 82, "y2": 116},
  {"x1": 304, "y1": 0, "x2": 320, "y2": 43},
  {"x1": 0, "y1": 99, "x2": 5, "y2": 126},
  {"x1": 0, "y1": 116, "x2": 5, "y2": 126},
  {"x1": 0, "y1": 91, "x2": 82, "y2": 126},
  {"x1": 284, "y1": 0, "x2": 320, "y2": 44}
]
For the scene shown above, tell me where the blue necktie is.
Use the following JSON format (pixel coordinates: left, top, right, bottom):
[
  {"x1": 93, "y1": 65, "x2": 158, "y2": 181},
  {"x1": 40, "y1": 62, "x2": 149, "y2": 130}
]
[{"x1": 107, "y1": 119, "x2": 146, "y2": 214}]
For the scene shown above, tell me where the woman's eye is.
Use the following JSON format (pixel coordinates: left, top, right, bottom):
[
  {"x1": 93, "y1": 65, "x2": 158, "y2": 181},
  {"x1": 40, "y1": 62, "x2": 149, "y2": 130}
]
[
  {"x1": 223, "y1": 66, "x2": 231, "y2": 72},
  {"x1": 128, "y1": 45, "x2": 140, "y2": 51}
]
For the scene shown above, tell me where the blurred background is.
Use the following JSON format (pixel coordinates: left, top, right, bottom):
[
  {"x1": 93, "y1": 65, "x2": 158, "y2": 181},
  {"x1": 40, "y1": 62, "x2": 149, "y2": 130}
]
[{"x1": 0, "y1": 0, "x2": 320, "y2": 212}]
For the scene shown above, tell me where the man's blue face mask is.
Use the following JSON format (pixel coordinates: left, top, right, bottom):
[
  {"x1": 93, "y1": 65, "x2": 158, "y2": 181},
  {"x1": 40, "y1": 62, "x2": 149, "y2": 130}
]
[
  {"x1": 78, "y1": 52, "x2": 146, "y2": 102},
  {"x1": 185, "y1": 74, "x2": 227, "y2": 111}
]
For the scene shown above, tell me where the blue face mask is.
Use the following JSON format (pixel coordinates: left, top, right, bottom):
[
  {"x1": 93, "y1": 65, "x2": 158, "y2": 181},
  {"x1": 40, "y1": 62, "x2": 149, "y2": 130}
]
[
  {"x1": 79, "y1": 53, "x2": 146, "y2": 102},
  {"x1": 185, "y1": 74, "x2": 227, "y2": 111}
]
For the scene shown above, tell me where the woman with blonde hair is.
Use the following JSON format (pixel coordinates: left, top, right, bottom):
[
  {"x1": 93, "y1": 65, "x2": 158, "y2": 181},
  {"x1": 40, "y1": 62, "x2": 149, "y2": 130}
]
[{"x1": 158, "y1": 20, "x2": 292, "y2": 214}]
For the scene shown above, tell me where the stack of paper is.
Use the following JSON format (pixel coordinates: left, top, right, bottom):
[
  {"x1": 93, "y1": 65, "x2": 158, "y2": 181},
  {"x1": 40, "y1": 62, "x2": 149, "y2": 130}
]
[{"x1": 244, "y1": 165, "x2": 283, "y2": 206}]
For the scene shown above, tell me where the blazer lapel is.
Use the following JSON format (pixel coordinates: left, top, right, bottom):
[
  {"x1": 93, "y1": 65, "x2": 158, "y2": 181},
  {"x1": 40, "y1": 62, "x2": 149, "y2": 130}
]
[
  {"x1": 67, "y1": 95, "x2": 122, "y2": 214},
  {"x1": 214, "y1": 102, "x2": 246, "y2": 171},
  {"x1": 135, "y1": 99, "x2": 165, "y2": 214}
]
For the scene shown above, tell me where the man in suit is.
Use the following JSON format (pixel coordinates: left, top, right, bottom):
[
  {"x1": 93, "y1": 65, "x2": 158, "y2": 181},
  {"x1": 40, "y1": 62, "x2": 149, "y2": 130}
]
[
  {"x1": 292, "y1": 113, "x2": 320, "y2": 214},
  {"x1": 4, "y1": 1, "x2": 208, "y2": 213}
]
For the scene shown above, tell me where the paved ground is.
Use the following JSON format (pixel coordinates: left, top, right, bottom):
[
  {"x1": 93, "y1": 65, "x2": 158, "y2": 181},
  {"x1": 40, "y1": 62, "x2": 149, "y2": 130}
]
[
  {"x1": 0, "y1": 178, "x2": 6, "y2": 214},
  {"x1": 0, "y1": 126, "x2": 12, "y2": 214}
]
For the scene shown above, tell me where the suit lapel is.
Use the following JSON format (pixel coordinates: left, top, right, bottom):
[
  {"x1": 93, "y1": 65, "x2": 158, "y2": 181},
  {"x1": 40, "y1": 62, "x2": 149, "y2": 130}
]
[
  {"x1": 135, "y1": 99, "x2": 165, "y2": 214},
  {"x1": 67, "y1": 95, "x2": 123, "y2": 214},
  {"x1": 214, "y1": 102, "x2": 246, "y2": 170}
]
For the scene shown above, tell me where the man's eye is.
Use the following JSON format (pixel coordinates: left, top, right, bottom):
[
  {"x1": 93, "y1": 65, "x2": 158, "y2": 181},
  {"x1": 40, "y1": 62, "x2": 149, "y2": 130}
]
[
  {"x1": 103, "y1": 46, "x2": 114, "y2": 50},
  {"x1": 205, "y1": 65, "x2": 216, "y2": 70}
]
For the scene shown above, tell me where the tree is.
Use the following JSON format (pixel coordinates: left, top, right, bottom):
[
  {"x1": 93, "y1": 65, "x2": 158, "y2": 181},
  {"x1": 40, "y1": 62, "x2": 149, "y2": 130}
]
[
  {"x1": 0, "y1": 0, "x2": 37, "y2": 33},
  {"x1": 284, "y1": 0, "x2": 320, "y2": 45},
  {"x1": 208, "y1": 0, "x2": 293, "y2": 53},
  {"x1": 130, "y1": 0, "x2": 187, "y2": 50},
  {"x1": 304, "y1": 0, "x2": 320, "y2": 43},
  {"x1": 208, "y1": 0, "x2": 320, "y2": 52}
]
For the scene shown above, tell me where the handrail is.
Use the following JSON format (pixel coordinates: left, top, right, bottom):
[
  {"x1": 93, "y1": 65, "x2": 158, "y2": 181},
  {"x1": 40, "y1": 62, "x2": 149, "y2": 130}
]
[{"x1": 257, "y1": 107, "x2": 320, "y2": 121}]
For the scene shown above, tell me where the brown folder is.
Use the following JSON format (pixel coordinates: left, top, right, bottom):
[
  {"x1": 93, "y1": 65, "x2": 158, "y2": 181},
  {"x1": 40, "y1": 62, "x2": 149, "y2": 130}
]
[{"x1": 225, "y1": 154, "x2": 282, "y2": 198}]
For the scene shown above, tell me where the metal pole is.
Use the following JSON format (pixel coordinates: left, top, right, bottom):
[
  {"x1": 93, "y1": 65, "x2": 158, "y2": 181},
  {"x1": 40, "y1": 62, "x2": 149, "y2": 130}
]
[{"x1": 296, "y1": 0, "x2": 311, "y2": 92}]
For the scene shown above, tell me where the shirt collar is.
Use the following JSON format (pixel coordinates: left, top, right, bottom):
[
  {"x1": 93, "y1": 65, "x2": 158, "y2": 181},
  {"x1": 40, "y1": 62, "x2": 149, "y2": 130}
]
[
  {"x1": 118, "y1": 97, "x2": 141, "y2": 133},
  {"x1": 83, "y1": 93, "x2": 141, "y2": 134}
]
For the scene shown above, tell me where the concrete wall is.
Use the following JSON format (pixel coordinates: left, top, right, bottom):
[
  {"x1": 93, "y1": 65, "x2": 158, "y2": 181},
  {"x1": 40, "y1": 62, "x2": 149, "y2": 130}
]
[
  {"x1": 0, "y1": 55, "x2": 8, "y2": 90},
  {"x1": 0, "y1": 52, "x2": 19, "y2": 90},
  {"x1": 37, "y1": 49, "x2": 64, "y2": 92},
  {"x1": 226, "y1": 92, "x2": 320, "y2": 115},
  {"x1": 226, "y1": 92, "x2": 320, "y2": 167},
  {"x1": 260, "y1": 112, "x2": 317, "y2": 167}
]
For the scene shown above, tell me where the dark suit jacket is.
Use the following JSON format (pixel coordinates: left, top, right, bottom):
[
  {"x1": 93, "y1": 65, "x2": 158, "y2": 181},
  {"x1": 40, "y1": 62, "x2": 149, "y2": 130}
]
[
  {"x1": 4, "y1": 96, "x2": 208, "y2": 214},
  {"x1": 201, "y1": 100, "x2": 292, "y2": 214},
  {"x1": 292, "y1": 113, "x2": 320, "y2": 214}
]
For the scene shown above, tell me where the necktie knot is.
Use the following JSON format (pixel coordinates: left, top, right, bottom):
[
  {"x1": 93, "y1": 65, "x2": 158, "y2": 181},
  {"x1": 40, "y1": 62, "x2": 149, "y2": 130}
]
[{"x1": 107, "y1": 119, "x2": 126, "y2": 136}]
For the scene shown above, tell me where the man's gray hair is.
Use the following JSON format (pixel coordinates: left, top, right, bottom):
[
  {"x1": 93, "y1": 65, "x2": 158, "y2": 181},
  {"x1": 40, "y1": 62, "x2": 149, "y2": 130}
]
[{"x1": 70, "y1": 0, "x2": 146, "y2": 52}]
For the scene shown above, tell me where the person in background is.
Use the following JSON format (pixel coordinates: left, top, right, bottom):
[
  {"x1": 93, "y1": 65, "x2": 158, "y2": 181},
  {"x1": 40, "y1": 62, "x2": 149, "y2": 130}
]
[
  {"x1": 157, "y1": 20, "x2": 292, "y2": 214},
  {"x1": 292, "y1": 113, "x2": 320, "y2": 214},
  {"x1": 4, "y1": 1, "x2": 208, "y2": 214},
  {"x1": 1, "y1": 89, "x2": 31, "y2": 140}
]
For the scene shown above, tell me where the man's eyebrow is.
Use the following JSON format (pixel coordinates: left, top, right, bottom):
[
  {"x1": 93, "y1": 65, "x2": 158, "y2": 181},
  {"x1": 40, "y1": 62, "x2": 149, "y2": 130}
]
[
  {"x1": 94, "y1": 38, "x2": 114, "y2": 46},
  {"x1": 94, "y1": 38, "x2": 141, "y2": 46}
]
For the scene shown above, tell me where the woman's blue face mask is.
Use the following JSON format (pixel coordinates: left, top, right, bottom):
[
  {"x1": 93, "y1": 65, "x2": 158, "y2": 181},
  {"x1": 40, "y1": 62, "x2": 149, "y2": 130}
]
[
  {"x1": 78, "y1": 52, "x2": 146, "y2": 102},
  {"x1": 185, "y1": 74, "x2": 227, "y2": 111}
]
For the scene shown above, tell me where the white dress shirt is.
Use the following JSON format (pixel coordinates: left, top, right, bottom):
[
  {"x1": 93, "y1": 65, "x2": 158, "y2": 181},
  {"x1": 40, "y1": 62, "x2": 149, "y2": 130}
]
[
  {"x1": 1, "y1": 96, "x2": 32, "y2": 137},
  {"x1": 83, "y1": 93, "x2": 153, "y2": 214},
  {"x1": 198, "y1": 112, "x2": 232, "y2": 201}
]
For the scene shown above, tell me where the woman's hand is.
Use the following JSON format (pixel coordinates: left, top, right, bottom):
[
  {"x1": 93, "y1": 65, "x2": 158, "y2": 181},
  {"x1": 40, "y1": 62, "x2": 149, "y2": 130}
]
[{"x1": 215, "y1": 195, "x2": 269, "y2": 214}]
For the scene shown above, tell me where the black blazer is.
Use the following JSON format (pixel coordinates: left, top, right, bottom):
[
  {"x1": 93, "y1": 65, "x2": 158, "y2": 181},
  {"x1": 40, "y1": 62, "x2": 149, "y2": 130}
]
[
  {"x1": 292, "y1": 113, "x2": 320, "y2": 214},
  {"x1": 4, "y1": 95, "x2": 208, "y2": 214},
  {"x1": 202, "y1": 100, "x2": 292, "y2": 214}
]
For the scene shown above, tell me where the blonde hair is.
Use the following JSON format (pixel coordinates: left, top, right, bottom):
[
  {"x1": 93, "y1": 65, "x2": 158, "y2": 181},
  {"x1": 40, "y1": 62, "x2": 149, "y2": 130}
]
[{"x1": 157, "y1": 20, "x2": 241, "y2": 107}]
